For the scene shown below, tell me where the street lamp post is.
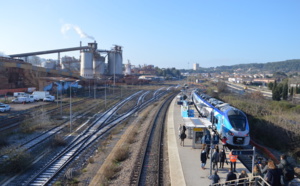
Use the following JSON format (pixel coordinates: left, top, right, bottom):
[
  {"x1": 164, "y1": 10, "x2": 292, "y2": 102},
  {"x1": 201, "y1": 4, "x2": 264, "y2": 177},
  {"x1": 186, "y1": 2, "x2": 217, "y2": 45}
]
[
  {"x1": 89, "y1": 79, "x2": 91, "y2": 97},
  {"x1": 60, "y1": 80, "x2": 64, "y2": 117},
  {"x1": 70, "y1": 80, "x2": 79, "y2": 133},
  {"x1": 56, "y1": 84, "x2": 58, "y2": 107},
  {"x1": 94, "y1": 79, "x2": 96, "y2": 99},
  {"x1": 105, "y1": 83, "x2": 107, "y2": 109}
]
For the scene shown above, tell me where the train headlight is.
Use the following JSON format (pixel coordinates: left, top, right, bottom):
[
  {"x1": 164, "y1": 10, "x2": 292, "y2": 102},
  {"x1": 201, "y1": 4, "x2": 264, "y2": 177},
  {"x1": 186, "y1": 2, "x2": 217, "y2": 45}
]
[
  {"x1": 228, "y1": 131, "x2": 234, "y2": 136},
  {"x1": 245, "y1": 133, "x2": 249, "y2": 137}
]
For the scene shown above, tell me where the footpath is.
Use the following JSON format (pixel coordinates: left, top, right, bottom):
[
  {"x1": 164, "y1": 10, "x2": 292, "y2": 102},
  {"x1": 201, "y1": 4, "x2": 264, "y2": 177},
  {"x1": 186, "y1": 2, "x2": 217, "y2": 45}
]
[{"x1": 167, "y1": 98, "x2": 248, "y2": 186}]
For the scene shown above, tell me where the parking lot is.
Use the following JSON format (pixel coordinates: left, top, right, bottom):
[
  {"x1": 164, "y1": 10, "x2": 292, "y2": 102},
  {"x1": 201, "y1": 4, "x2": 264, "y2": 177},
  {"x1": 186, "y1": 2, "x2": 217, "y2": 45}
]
[{"x1": 0, "y1": 100, "x2": 52, "y2": 116}]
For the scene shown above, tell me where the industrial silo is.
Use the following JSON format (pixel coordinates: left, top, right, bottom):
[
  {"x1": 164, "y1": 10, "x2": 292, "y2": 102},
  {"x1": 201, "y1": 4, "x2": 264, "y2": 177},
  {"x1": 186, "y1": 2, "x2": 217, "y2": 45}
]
[
  {"x1": 125, "y1": 61, "x2": 131, "y2": 75},
  {"x1": 80, "y1": 50, "x2": 93, "y2": 79},
  {"x1": 108, "y1": 51, "x2": 115, "y2": 75},
  {"x1": 108, "y1": 47, "x2": 123, "y2": 75},
  {"x1": 115, "y1": 50, "x2": 123, "y2": 75},
  {"x1": 93, "y1": 54, "x2": 105, "y2": 76}
]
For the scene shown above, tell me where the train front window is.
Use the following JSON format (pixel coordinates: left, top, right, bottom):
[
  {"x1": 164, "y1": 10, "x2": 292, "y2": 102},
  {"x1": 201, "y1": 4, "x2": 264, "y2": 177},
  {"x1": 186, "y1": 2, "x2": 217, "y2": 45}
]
[{"x1": 228, "y1": 115, "x2": 246, "y2": 131}]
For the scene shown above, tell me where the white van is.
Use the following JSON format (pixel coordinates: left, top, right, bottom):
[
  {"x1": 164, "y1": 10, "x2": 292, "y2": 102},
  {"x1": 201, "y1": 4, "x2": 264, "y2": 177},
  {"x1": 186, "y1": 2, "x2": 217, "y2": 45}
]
[
  {"x1": 13, "y1": 92, "x2": 26, "y2": 97},
  {"x1": 12, "y1": 97, "x2": 27, "y2": 103}
]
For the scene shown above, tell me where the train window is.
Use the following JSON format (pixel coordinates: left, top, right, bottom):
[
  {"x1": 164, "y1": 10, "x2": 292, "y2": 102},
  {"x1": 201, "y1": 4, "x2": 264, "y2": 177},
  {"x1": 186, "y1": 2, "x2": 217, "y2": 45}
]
[
  {"x1": 214, "y1": 116, "x2": 218, "y2": 124},
  {"x1": 228, "y1": 115, "x2": 246, "y2": 131}
]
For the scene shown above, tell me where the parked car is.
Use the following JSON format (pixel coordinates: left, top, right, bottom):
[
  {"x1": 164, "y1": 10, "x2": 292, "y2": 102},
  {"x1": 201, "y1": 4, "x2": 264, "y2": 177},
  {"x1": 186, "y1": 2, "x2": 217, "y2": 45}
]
[
  {"x1": 12, "y1": 97, "x2": 28, "y2": 103},
  {"x1": 0, "y1": 104, "x2": 10, "y2": 112},
  {"x1": 43, "y1": 96, "x2": 55, "y2": 102}
]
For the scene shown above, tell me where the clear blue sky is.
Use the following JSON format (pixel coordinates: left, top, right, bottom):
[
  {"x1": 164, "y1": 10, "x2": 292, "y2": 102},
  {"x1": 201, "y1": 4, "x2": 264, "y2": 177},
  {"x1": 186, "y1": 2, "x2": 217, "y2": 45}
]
[{"x1": 1, "y1": 0, "x2": 300, "y2": 69}]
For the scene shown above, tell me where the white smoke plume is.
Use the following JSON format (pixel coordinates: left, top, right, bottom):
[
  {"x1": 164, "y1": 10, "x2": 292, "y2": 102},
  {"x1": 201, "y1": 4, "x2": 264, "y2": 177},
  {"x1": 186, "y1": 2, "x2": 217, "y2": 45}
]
[
  {"x1": 0, "y1": 51, "x2": 10, "y2": 57},
  {"x1": 61, "y1": 24, "x2": 95, "y2": 40}
]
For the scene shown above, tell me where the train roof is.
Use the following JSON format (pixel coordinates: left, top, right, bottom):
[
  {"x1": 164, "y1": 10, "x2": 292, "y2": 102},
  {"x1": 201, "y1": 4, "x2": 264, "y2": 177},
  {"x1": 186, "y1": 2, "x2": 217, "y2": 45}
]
[{"x1": 193, "y1": 91, "x2": 246, "y2": 117}]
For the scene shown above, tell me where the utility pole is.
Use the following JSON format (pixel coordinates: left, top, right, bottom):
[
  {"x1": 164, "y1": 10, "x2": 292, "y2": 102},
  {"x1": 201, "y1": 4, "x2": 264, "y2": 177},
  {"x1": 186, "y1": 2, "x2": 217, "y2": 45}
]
[
  {"x1": 94, "y1": 78, "x2": 96, "y2": 99},
  {"x1": 105, "y1": 83, "x2": 107, "y2": 109}
]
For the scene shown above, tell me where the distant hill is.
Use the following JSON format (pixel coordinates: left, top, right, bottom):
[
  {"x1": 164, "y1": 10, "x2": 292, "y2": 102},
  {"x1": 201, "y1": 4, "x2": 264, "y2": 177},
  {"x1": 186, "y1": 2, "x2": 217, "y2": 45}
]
[{"x1": 194, "y1": 59, "x2": 300, "y2": 74}]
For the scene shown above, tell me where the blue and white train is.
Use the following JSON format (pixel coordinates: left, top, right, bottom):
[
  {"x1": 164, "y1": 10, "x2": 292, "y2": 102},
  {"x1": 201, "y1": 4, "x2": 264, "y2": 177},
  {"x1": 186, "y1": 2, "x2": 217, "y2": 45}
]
[{"x1": 192, "y1": 90, "x2": 250, "y2": 147}]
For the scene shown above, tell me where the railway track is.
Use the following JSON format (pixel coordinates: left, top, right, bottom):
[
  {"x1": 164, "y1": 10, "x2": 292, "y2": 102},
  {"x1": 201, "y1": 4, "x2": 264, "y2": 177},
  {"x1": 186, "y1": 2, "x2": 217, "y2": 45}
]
[
  {"x1": 130, "y1": 93, "x2": 175, "y2": 186},
  {"x1": 0, "y1": 98, "x2": 91, "y2": 132},
  {"x1": 0, "y1": 86, "x2": 176, "y2": 185},
  {"x1": 20, "y1": 89, "x2": 166, "y2": 186}
]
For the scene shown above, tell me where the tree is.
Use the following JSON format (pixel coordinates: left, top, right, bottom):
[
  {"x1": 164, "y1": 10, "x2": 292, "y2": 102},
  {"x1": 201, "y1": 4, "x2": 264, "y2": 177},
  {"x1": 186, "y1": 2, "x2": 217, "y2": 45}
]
[
  {"x1": 282, "y1": 81, "x2": 288, "y2": 100},
  {"x1": 290, "y1": 87, "x2": 294, "y2": 97},
  {"x1": 272, "y1": 81, "x2": 281, "y2": 101},
  {"x1": 216, "y1": 81, "x2": 227, "y2": 93},
  {"x1": 273, "y1": 72, "x2": 288, "y2": 81},
  {"x1": 268, "y1": 82, "x2": 274, "y2": 90}
]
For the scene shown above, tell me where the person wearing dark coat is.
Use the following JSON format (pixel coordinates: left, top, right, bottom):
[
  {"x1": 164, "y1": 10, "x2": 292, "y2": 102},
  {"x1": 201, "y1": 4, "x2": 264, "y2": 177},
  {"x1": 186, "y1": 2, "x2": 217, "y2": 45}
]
[
  {"x1": 206, "y1": 144, "x2": 211, "y2": 159},
  {"x1": 238, "y1": 170, "x2": 249, "y2": 186},
  {"x1": 277, "y1": 154, "x2": 292, "y2": 186},
  {"x1": 212, "y1": 148, "x2": 219, "y2": 170},
  {"x1": 265, "y1": 160, "x2": 282, "y2": 186},
  {"x1": 182, "y1": 124, "x2": 187, "y2": 133},
  {"x1": 180, "y1": 131, "x2": 187, "y2": 146},
  {"x1": 210, "y1": 170, "x2": 220, "y2": 186},
  {"x1": 200, "y1": 147, "x2": 207, "y2": 170},
  {"x1": 252, "y1": 164, "x2": 263, "y2": 185},
  {"x1": 219, "y1": 149, "x2": 227, "y2": 169},
  {"x1": 226, "y1": 168, "x2": 237, "y2": 185}
]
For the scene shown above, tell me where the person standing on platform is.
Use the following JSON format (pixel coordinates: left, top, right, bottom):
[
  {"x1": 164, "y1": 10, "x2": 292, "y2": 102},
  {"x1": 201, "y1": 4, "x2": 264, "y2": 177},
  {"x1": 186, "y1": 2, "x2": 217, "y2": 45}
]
[
  {"x1": 277, "y1": 154, "x2": 294, "y2": 186},
  {"x1": 265, "y1": 159, "x2": 282, "y2": 186},
  {"x1": 206, "y1": 144, "x2": 211, "y2": 159},
  {"x1": 229, "y1": 151, "x2": 238, "y2": 172},
  {"x1": 178, "y1": 124, "x2": 182, "y2": 139},
  {"x1": 212, "y1": 148, "x2": 220, "y2": 170},
  {"x1": 210, "y1": 170, "x2": 220, "y2": 186},
  {"x1": 252, "y1": 165, "x2": 263, "y2": 186},
  {"x1": 226, "y1": 168, "x2": 237, "y2": 185},
  {"x1": 238, "y1": 170, "x2": 249, "y2": 186},
  {"x1": 182, "y1": 124, "x2": 186, "y2": 133},
  {"x1": 215, "y1": 145, "x2": 219, "y2": 152},
  {"x1": 200, "y1": 147, "x2": 207, "y2": 170},
  {"x1": 180, "y1": 131, "x2": 186, "y2": 146},
  {"x1": 221, "y1": 136, "x2": 228, "y2": 151},
  {"x1": 219, "y1": 149, "x2": 227, "y2": 169}
]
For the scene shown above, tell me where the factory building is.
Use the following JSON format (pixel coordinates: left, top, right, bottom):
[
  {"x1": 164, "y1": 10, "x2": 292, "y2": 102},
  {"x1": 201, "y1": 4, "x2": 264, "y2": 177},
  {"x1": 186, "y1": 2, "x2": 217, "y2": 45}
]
[
  {"x1": 107, "y1": 45, "x2": 123, "y2": 76},
  {"x1": 79, "y1": 43, "x2": 123, "y2": 79}
]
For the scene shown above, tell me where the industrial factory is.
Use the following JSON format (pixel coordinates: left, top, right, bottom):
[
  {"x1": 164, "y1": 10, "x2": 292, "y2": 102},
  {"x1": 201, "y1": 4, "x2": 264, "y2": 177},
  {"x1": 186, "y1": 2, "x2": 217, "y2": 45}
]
[
  {"x1": 9, "y1": 41, "x2": 125, "y2": 79},
  {"x1": 0, "y1": 42, "x2": 155, "y2": 95}
]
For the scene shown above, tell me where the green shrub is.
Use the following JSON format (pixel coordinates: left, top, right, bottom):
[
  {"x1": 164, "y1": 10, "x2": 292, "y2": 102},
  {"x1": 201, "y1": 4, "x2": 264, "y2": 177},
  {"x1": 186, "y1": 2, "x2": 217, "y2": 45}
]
[
  {"x1": 291, "y1": 105, "x2": 300, "y2": 114},
  {"x1": 0, "y1": 148, "x2": 32, "y2": 173},
  {"x1": 269, "y1": 101, "x2": 295, "y2": 111}
]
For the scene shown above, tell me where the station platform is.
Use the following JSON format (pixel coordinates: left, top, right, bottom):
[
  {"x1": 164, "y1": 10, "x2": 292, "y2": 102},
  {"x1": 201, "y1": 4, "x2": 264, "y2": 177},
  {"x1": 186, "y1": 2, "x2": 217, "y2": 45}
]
[{"x1": 167, "y1": 98, "x2": 249, "y2": 186}]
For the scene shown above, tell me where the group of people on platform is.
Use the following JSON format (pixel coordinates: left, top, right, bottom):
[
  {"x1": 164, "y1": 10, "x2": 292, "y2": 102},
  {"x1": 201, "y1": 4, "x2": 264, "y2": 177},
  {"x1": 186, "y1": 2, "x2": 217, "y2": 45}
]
[
  {"x1": 208, "y1": 153, "x2": 295, "y2": 186},
  {"x1": 177, "y1": 123, "x2": 296, "y2": 185},
  {"x1": 199, "y1": 138, "x2": 295, "y2": 186},
  {"x1": 200, "y1": 137, "x2": 232, "y2": 171}
]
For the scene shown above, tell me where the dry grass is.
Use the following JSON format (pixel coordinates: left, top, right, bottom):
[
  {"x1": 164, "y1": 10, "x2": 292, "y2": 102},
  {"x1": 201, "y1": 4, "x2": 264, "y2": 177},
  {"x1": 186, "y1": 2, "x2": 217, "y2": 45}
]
[
  {"x1": 88, "y1": 157, "x2": 95, "y2": 164},
  {"x1": 126, "y1": 127, "x2": 138, "y2": 144},
  {"x1": 52, "y1": 134, "x2": 67, "y2": 147},
  {"x1": 113, "y1": 146, "x2": 129, "y2": 162},
  {"x1": 102, "y1": 162, "x2": 121, "y2": 181}
]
